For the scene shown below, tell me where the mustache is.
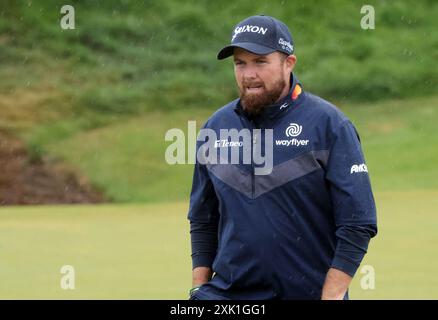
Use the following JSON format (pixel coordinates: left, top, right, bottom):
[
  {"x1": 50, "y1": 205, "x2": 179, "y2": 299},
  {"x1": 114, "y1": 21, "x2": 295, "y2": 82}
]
[{"x1": 241, "y1": 80, "x2": 265, "y2": 88}]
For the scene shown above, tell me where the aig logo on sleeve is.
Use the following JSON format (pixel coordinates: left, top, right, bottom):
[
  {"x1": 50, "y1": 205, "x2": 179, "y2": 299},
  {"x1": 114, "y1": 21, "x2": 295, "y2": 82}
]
[{"x1": 351, "y1": 164, "x2": 368, "y2": 174}]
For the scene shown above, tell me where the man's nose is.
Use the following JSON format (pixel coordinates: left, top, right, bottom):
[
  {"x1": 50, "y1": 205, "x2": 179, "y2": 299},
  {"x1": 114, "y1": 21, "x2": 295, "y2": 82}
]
[{"x1": 242, "y1": 65, "x2": 257, "y2": 79}]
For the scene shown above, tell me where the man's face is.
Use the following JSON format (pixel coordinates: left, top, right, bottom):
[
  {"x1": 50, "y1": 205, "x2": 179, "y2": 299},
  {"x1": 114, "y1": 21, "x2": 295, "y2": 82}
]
[{"x1": 233, "y1": 48, "x2": 295, "y2": 116}]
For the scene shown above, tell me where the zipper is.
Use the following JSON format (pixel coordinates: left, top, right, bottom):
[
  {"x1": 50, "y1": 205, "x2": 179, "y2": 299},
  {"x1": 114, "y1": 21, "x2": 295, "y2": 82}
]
[
  {"x1": 251, "y1": 120, "x2": 260, "y2": 199},
  {"x1": 237, "y1": 112, "x2": 258, "y2": 199},
  {"x1": 251, "y1": 138, "x2": 255, "y2": 199}
]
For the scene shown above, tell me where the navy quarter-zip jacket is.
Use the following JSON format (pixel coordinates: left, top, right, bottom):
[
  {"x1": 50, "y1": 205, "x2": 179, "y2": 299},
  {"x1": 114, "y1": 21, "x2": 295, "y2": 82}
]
[{"x1": 188, "y1": 74, "x2": 377, "y2": 300}]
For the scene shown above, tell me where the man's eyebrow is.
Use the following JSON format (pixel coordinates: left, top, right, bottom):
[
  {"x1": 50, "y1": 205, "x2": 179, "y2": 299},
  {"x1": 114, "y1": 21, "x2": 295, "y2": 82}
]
[{"x1": 234, "y1": 56, "x2": 268, "y2": 62}]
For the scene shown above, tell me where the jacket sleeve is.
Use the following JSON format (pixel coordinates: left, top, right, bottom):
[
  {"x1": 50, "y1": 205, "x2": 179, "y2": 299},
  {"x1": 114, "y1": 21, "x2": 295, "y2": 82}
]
[
  {"x1": 325, "y1": 120, "x2": 378, "y2": 277},
  {"x1": 187, "y1": 129, "x2": 220, "y2": 270}
]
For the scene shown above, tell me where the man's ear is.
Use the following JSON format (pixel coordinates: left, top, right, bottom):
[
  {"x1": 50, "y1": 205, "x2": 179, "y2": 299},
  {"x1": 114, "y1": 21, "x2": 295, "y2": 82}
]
[{"x1": 285, "y1": 54, "x2": 297, "y2": 71}]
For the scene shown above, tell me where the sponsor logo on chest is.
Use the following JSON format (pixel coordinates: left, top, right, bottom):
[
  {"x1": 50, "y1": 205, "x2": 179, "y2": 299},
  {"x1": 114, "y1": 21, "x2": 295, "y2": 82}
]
[{"x1": 275, "y1": 123, "x2": 309, "y2": 147}]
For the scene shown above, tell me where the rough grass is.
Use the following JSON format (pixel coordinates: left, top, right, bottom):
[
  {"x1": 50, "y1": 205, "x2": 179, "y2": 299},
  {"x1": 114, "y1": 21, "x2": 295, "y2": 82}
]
[
  {"x1": 1, "y1": 1, "x2": 437, "y2": 202},
  {"x1": 25, "y1": 95, "x2": 438, "y2": 203},
  {"x1": 1, "y1": 0, "x2": 437, "y2": 130}
]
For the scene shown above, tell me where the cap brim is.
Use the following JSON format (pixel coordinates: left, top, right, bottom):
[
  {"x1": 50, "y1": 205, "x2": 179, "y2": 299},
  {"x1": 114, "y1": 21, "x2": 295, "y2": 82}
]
[{"x1": 217, "y1": 42, "x2": 276, "y2": 60}]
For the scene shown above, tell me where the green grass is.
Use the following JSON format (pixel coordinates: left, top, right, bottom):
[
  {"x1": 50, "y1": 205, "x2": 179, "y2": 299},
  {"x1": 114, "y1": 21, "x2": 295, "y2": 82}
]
[
  {"x1": 25, "y1": 95, "x2": 438, "y2": 203},
  {"x1": 0, "y1": 201, "x2": 192, "y2": 299},
  {"x1": 349, "y1": 191, "x2": 438, "y2": 299},
  {"x1": 343, "y1": 95, "x2": 438, "y2": 192},
  {"x1": 1, "y1": 1, "x2": 437, "y2": 203},
  {"x1": 32, "y1": 109, "x2": 213, "y2": 203},
  {"x1": 1, "y1": 1, "x2": 437, "y2": 300},
  {"x1": 1, "y1": 0, "x2": 437, "y2": 131},
  {"x1": 0, "y1": 191, "x2": 437, "y2": 299}
]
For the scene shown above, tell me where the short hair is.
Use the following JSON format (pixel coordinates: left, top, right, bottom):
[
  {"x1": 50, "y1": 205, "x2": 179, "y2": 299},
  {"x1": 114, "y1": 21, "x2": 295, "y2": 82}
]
[{"x1": 279, "y1": 52, "x2": 289, "y2": 63}]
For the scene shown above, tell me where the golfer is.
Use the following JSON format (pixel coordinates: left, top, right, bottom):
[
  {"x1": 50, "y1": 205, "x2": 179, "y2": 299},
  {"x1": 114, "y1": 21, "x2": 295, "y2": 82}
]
[{"x1": 188, "y1": 15, "x2": 377, "y2": 300}]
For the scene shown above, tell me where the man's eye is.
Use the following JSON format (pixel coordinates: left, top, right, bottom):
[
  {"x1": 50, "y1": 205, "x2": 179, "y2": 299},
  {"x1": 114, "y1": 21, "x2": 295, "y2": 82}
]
[
  {"x1": 235, "y1": 61, "x2": 244, "y2": 66},
  {"x1": 256, "y1": 60, "x2": 267, "y2": 64}
]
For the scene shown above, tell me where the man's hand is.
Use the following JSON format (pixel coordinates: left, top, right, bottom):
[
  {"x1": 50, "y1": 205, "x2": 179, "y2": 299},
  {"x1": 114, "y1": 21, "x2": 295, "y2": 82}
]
[{"x1": 321, "y1": 268, "x2": 352, "y2": 300}]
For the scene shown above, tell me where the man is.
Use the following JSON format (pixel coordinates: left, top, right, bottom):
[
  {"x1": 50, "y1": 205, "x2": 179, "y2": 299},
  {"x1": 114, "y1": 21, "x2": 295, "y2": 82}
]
[{"x1": 187, "y1": 15, "x2": 377, "y2": 300}]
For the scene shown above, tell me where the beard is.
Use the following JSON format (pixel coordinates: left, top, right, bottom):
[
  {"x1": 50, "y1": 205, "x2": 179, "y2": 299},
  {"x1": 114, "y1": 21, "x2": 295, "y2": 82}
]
[{"x1": 239, "y1": 77, "x2": 286, "y2": 117}]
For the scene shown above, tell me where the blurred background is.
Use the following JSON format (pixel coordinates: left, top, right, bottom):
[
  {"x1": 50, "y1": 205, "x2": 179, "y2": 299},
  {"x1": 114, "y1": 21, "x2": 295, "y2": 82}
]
[{"x1": 0, "y1": 0, "x2": 437, "y2": 299}]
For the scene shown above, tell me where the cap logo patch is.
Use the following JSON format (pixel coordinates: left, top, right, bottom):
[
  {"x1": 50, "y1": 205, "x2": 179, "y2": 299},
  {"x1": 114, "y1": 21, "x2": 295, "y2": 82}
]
[
  {"x1": 232, "y1": 25, "x2": 268, "y2": 41},
  {"x1": 278, "y1": 37, "x2": 293, "y2": 53}
]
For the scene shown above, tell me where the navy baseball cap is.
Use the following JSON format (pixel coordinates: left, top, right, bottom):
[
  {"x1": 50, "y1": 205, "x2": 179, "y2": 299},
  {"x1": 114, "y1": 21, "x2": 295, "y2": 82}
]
[{"x1": 217, "y1": 15, "x2": 294, "y2": 60}]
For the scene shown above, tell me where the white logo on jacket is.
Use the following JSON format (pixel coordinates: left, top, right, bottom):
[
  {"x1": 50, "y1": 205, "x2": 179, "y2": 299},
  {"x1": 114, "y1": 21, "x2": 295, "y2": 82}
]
[
  {"x1": 285, "y1": 123, "x2": 302, "y2": 137},
  {"x1": 275, "y1": 123, "x2": 308, "y2": 147},
  {"x1": 350, "y1": 164, "x2": 368, "y2": 174}
]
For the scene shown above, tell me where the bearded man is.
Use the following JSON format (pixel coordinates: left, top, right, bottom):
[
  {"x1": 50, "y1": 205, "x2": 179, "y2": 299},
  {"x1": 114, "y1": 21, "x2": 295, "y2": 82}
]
[{"x1": 187, "y1": 15, "x2": 378, "y2": 300}]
